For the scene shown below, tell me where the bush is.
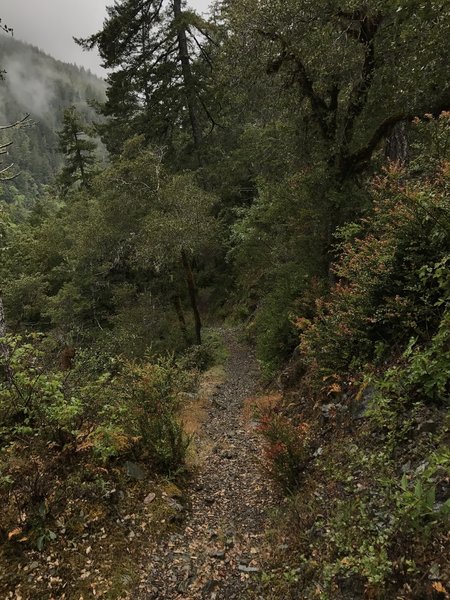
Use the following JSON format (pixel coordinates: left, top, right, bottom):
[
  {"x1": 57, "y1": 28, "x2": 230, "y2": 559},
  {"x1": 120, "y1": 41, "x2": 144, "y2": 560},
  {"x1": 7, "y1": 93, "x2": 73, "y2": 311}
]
[
  {"x1": 112, "y1": 358, "x2": 191, "y2": 472},
  {"x1": 260, "y1": 146, "x2": 450, "y2": 598},
  {"x1": 177, "y1": 329, "x2": 226, "y2": 372},
  {"x1": 0, "y1": 333, "x2": 85, "y2": 444},
  {"x1": 258, "y1": 410, "x2": 312, "y2": 492},
  {"x1": 230, "y1": 169, "x2": 336, "y2": 375},
  {"x1": 0, "y1": 333, "x2": 191, "y2": 544},
  {"x1": 298, "y1": 160, "x2": 450, "y2": 389}
]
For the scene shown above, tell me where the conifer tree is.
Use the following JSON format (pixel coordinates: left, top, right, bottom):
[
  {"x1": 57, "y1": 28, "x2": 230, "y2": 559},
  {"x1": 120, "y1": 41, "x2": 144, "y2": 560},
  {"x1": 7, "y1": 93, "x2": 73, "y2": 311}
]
[
  {"x1": 76, "y1": 0, "x2": 216, "y2": 162},
  {"x1": 57, "y1": 106, "x2": 97, "y2": 194}
]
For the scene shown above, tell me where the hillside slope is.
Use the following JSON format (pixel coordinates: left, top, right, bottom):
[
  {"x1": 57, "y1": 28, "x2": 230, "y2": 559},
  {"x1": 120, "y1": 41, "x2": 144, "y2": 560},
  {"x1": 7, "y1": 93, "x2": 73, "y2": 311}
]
[{"x1": 0, "y1": 34, "x2": 105, "y2": 204}]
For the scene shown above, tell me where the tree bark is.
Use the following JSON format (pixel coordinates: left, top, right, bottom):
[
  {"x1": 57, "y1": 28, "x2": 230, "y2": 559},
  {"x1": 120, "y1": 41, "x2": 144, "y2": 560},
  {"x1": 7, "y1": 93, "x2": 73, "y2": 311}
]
[
  {"x1": 172, "y1": 293, "x2": 189, "y2": 343},
  {"x1": 0, "y1": 296, "x2": 6, "y2": 339},
  {"x1": 0, "y1": 295, "x2": 12, "y2": 383},
  {"x1": 181, "y1": 250, "x2": 202, "y2": 345},
  {"x1": 173, "y1": 0, "x2": 203, "y2": 163},
  {"x1": 385, "y1": 120, "x2": 409, "y2": 165}
]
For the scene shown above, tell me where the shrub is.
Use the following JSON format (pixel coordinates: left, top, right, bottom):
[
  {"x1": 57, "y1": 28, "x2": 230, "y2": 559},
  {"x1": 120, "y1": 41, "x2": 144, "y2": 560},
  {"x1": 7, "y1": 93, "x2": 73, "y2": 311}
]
[
  {"x1": 177, "y1": 329, "x2": 227, "y2": 372},
  {"x1": 258, "y1": 411, "x2": 312, "y2": 492},
  {"x1": 115, "y1": 358, "x2": 191, "y2": 473},
  {"x1": 298, "y1": 160, "x2": 450, "y2": 389},
  {"x1": 0, "y1": 334, "x2": 191, "y2": 544},
  {"x1": 0, "y1": 333, "x2": 85, "y2": 444}
]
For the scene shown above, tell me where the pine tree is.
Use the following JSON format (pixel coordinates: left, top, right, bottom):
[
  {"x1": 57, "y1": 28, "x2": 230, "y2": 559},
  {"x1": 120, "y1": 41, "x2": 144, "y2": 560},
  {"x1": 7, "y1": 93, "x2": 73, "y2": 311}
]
[
  {"x1": 57, "y1": 106, "x2": 97, "y2": 194},
  {"x1": 76, "y1": 0, "x2": 216, "y2": 162}
]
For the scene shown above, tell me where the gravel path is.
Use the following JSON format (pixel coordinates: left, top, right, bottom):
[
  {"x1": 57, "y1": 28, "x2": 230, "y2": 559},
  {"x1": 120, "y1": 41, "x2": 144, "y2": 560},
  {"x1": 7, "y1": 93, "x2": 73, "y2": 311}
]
[{"x1": 137, "y1": 329, "x2": 277, "y2": 599}]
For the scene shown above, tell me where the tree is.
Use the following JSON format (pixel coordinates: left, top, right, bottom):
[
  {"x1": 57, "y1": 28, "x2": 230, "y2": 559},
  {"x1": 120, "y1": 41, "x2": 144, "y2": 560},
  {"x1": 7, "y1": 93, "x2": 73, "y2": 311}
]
[
  {"x1": 137, "y1": 171, "x2": 217, "y2": 344},
  {"x1": 76, "y1": 0, "x2": 217, "y2": 162},
  {"x1": 57, "y1": 106, "x2": 97, "y2": 194},
  {"x1": 224, "y1": 0, "x2": 450, "y2": 180},
  {"x1": 0, "y1": 113, "x2": 32, "y2": 369},
  {"x1": 5, "y1": 136, "x2": 218, "y2": 351}
]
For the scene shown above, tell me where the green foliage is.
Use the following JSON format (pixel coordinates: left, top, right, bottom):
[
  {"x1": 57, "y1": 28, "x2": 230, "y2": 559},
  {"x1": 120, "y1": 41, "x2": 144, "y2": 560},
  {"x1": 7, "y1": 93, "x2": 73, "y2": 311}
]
[
  {"x1": 177, "y1": 329, "x2": 226, "y2": 372},
  {"x1": 1, "y1": 138, "x2": 219, "y2": 357},
  {"x1": 396, "y1": 449, "x2": 450, "y2": 533},
  {"x1": 136, "y1": 170, "x2": 218, "y2": 271},
  {"x1": 257, "y1": 126, "x2": 450, "y2": 598},
  {"x1": 230, "y1": 170, "x2": 333, "y2": 374},
  {"x1": 0, "y1": 334, "x2": 83, "y2": 441},
  {"x1": 2, "y1": 2, "x2": 450, "y2": 595},
  {"x1": 57, "y1": 105, "x2": 98, "y2": 194},
  {"x1": 299, "y1": 151, "x2": 450, "y2": 388},
  {"x1": 317, "y1": 444, "x2": 450, "y2": 590},
  {"x1": 77, "y1": 0, "x2": 216, "y2": 162},
  {"x1": 110, "y1": 358, "x2": 191, "y2": 473},
  {"x1": 0, "y1": 333, "x2": 192, "y2": 544}
]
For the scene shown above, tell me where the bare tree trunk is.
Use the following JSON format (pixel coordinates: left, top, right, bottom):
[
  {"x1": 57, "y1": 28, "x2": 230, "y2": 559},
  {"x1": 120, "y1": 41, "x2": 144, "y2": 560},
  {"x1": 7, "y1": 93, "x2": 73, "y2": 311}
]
[
  {"x1": 385, "y1": 120, "x2": 409, "y2": 165},
  {"x1": 172, "y1": 293, "x2": 189, "y2": 343},
  {"x1": 174, "y1": 0, "x2": 203, "y2": 163},
  {"x1": 181, "y1": 250, "x2": 202, "y2": 345},
  {"x1": 0, "y1": 295, "x2": 12, "y2": 382},
  {"x1": 0, "y1": 296, "x2": 6, "y2": 339}
]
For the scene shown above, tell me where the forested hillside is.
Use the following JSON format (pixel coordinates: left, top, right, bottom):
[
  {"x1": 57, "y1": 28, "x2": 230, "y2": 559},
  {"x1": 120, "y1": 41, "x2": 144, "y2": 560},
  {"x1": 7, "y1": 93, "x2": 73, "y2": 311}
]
[
  {"x1": 0, "y1": 34, "x2": 105, "y2": 204},
  {"x1": 0, "y1": 2, "x2": 449, "y2": 599}
]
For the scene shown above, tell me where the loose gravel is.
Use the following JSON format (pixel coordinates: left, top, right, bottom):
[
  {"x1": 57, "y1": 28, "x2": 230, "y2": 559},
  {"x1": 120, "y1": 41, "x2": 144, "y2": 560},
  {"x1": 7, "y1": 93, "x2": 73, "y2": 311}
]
[{"x1": 137, "y1": 329, "x2": 277, "y2": 599}]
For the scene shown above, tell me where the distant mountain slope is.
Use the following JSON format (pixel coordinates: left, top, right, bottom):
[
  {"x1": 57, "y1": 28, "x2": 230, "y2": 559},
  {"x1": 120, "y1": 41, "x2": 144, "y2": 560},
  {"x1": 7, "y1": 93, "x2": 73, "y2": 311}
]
[{"x1": 0, "y1": 34, "x2": 106, "y2": 204}]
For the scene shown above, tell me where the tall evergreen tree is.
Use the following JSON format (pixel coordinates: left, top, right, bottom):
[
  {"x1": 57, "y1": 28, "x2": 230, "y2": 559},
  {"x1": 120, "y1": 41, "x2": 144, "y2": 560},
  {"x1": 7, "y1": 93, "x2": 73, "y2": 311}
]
[
  {"x1": 76, "y1": 0, "x2": 216, "y2": 162},
  {"x1": 57, "y1": 106, "x2": 97, "y2": 194}
]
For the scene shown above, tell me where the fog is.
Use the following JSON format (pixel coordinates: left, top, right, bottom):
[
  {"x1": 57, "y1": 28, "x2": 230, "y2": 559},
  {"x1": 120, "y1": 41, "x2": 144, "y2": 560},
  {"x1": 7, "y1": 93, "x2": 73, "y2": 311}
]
[{"x1": 3, "y1": 54, "x2": 55, "y2": 119}]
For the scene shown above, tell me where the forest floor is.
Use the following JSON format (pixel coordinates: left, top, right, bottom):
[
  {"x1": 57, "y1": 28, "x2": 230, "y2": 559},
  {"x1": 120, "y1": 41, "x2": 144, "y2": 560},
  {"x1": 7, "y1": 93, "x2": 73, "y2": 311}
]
[
  {"x1": 1, "y1": 330, "x2": 280, "y2": 600},
  {"x1": 134, "y1": 329, "x2": 279, "y2": 600}
]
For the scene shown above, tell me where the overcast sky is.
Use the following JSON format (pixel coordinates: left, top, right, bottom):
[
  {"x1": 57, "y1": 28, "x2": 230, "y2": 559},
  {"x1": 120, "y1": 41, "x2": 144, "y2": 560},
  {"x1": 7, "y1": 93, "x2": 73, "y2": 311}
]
[{"x1": 1, "y1": 0, "x2": 212, "y2": 77}]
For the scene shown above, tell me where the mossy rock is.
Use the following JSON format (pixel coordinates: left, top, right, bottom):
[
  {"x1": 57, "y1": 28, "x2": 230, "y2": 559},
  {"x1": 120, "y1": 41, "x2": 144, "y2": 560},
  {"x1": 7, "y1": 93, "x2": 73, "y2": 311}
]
[{"x1": 162, "y1": 482, "x2": 183, "y2": 500}]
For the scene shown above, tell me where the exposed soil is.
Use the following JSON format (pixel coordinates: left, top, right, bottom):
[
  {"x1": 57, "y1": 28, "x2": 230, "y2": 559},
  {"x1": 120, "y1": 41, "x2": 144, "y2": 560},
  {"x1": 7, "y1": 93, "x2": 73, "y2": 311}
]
[{"x1": 136, "y1": 329, "x2": 278, "y2": 599}]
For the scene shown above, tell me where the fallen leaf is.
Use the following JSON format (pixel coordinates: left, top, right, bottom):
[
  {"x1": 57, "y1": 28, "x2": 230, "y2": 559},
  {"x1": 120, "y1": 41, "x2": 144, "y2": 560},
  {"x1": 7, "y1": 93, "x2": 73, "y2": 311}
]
[
  {"x1": 432, "y1": 582, "x2": 448, "y2": 594},
  {"x1": 8, "y1": 528, "x2": 23, "y2": 540}
]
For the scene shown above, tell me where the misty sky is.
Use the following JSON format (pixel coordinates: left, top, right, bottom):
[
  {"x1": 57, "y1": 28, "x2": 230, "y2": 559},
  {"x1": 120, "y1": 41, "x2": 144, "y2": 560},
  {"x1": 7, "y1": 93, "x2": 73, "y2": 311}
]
[{"x1": 1, "y1": 0, "x2": 212, "y2": 77}]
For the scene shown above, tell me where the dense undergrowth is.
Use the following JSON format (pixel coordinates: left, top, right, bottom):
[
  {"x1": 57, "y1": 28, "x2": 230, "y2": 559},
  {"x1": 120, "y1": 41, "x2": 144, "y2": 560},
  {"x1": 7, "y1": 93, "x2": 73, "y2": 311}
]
[
  {"x1": 256, "y1": 134, "x2": 450, "y2": 599},
  {"x1": 0, "y1": 328, "x2": 223, "y2": 596}
]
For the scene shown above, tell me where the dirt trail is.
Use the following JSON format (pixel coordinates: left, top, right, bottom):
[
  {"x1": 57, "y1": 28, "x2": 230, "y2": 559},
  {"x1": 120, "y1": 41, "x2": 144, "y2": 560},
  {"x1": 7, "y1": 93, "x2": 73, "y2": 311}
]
[{"x1": 137, "y1": 329, "x2": 277, "y2": 599}]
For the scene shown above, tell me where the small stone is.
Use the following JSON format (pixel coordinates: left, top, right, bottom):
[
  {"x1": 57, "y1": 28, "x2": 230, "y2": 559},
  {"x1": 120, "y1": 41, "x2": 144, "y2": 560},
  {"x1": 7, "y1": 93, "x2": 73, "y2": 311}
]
[
  {"x1": 209, "y1": 550, "x2": 226, "y2": 559},
  {"x1": 221, "y1": 451, "x2": 236, "y2": 459},
  {"x1": 144, "y1": 493, "x2": 156, "y2": 504},
  {"x1": 238, "y1": 565, "x2": 260, "y2": 573}
]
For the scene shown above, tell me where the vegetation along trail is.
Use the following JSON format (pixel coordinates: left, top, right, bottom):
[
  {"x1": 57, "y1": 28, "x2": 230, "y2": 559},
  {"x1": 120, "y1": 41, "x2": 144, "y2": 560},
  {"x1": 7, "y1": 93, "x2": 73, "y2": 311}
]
[{"x1": 136, "y1": 329, "x2": 278, "y2": 599}]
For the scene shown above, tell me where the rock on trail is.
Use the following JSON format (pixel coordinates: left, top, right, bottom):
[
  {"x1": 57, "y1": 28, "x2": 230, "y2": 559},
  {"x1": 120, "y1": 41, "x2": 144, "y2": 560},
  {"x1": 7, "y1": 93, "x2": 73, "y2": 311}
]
[{"x1": 136, "y1": 329, "x2": 277, "y2": 599}]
